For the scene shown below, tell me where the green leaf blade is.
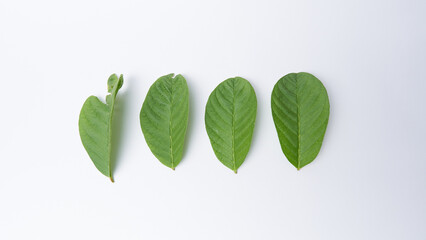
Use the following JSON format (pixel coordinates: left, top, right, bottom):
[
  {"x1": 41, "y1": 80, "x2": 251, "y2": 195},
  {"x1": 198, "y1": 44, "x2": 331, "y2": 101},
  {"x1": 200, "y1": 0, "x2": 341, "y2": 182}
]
[
  {"x1": 205, "y1": 77, "x2": 257, "y2": 173},
  {"x1": 79, "y1": 74, "x2": 123, "y2": 181},
  {"x1": 140, "y1": 74, "x2": 189, "y2": 170},
  {"x1": 271, "y1": 72, "x2": 329, "y2": 169}
]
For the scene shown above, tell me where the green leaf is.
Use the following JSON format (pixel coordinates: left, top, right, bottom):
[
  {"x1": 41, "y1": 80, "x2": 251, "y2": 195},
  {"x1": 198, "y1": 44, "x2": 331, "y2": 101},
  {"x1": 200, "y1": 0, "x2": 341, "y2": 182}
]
[
  {"x1": 140, "y1": 73, "x2": 189, "y2": 170},
  {"x1": 271, "y1": 72, "x2": 330, "y2": 170},
  {"x1": 205, "y1": 77, "x2": 257, "y2": 173},
  {"x1": 78, "y1": 74, "x2": 123, "y2": 182}
]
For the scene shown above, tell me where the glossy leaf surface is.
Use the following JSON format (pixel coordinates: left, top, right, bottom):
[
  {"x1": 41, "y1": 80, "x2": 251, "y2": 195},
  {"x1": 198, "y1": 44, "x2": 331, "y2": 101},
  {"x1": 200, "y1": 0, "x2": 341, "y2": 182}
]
[
  {"x1": 271, "y1": 72, "x2": 329, "y2": 169},
  {"x1": 205, "y1": 77, "x2": 257, "y2": 173},
  {"x1": 140, "y1": 74, "x2": 189, "y2": 170}
]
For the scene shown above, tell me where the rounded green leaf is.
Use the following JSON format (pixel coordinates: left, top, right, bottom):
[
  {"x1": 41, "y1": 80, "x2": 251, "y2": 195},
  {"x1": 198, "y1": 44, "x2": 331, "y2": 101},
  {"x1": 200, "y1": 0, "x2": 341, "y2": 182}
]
[
  {"x1": 140, "y1": 73, "x2": 189, "y2": 170},
  {"x1": 271, "y1": 72, "x2": 330, "y2": 170},
  {"x1": 79, "y1": 74, "x2": 123, "y2": 182},
  {"x1": 205, "y1": 77, "x2": 257, "y2": 173}
]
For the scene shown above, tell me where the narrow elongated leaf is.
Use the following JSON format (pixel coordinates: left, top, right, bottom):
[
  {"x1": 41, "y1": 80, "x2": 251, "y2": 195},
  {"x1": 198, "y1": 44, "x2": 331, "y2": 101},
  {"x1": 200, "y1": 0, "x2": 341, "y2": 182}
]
[
  {"x1": 79, "y1": 74, "x2": 123, "y2": 181},
  {"x1": 271, "y1": 72, "x2": 329, "y2": 170},
  {"x1": 140, "y1": 74, "x2": 189, "y2": 170},
  {"x1": 205, "y1": 77, "x2": 257, "y2": 173}
]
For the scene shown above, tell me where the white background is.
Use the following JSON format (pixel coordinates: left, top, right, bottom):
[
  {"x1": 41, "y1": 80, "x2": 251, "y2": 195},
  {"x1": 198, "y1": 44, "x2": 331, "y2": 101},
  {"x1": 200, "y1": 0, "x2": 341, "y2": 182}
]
[{"x1": 1, "y1": 0, "x2": 425, "y2": 239}]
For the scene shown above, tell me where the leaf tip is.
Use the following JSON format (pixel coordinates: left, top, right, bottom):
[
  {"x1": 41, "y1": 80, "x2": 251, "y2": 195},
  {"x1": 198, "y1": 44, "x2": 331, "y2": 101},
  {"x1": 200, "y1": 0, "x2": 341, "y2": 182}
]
[
  {"x1": 234, "y1": 169, "x2": 238, "y2": 174},
  {"x1": 110, "y1": 176, "x2": 115, "y2": 182}
]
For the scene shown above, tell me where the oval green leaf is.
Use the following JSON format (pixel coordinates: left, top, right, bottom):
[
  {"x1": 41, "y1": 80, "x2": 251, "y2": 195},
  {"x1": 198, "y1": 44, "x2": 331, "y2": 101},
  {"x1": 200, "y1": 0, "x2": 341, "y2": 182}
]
[
  {"x1": 205, "y1": 77, "x2": 257, "y2": 173},
  {"x1": 271, "y1": 72, "x2": 330, "y2": 170},
  {"x1": 140, "y1": 73, "x2": 189, "y2": 170},
  {"x1": 79, "y1": 74, "x2": 123, "y2": 182}
]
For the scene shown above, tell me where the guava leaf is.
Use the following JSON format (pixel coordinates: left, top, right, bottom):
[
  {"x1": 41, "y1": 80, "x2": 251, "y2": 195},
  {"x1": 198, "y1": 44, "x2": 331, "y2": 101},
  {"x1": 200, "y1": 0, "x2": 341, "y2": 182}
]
[
  {"x1": 205, "y1": 77, "x2": 257, "y2": 173},
  {"x1": 79, "y1": 74, "x2": 123, "y2": 181},
  {"x1": 271, "y1": 72, "x2": 330, "y2": 170},
  {"x1": 140, "y1": 74, "x2": 189, "y2": 170}
]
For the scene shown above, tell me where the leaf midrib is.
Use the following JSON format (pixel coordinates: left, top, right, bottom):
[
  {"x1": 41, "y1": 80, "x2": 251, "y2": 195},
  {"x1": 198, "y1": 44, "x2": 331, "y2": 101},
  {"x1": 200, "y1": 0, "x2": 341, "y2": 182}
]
[
  {"x1": 169, "y1": 78, "x2": 175, "y2": 170},
  {"x1": 295, "y1": 78, "x2": 301, "y2": 170},
  {"x1": 231, "y1": 79, "x2": 236, "y2": 173},
  {"x1": 107, "y1": 89, "x2": 116, "y2": 182},
  {"x1": 106, "y1": 79, "x2": 121, "y2": 182}
]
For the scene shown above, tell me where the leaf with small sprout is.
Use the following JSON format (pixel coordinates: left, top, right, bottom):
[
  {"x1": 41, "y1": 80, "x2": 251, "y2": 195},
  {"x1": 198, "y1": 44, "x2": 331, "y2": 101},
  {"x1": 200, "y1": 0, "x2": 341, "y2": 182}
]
[{"x1": 79, "y1": 74, "x2": 123, "y2": 181}]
